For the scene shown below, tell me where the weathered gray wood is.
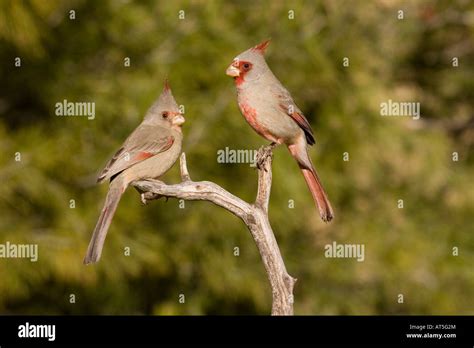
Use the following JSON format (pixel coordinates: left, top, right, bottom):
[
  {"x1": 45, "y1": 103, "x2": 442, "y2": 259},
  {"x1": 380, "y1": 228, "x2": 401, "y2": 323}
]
[{"x1": 133, "y1": 149, "x2": 296, "y2": 315}]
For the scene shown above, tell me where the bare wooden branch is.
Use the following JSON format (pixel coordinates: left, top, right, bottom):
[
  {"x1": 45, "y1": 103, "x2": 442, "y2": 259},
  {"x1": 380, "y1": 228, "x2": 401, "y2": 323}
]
[
  {"x1": 132, "y1": 150, "x2": 296, "y2": 315},
  {"x1": 179, "y1": 152, "x2": 191, "y2": 182},
  {"x1": 255, "y1": 145, "x2": 273, "y2": 213}
]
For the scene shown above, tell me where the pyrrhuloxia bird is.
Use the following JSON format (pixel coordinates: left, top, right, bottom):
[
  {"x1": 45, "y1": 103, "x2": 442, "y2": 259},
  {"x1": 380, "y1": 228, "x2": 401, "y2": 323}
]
[
  {"x1": 84, "y1": 81, "x2": 185, "y2": 264},
  {"x1": 226, "y1": 40, "x2": 334, "y2": 222}
]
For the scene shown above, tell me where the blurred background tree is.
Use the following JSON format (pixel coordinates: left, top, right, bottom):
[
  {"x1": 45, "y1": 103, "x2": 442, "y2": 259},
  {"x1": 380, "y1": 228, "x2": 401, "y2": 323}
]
[{"x1": 0, "y1": 0, "x2": 472, "y2": 314}]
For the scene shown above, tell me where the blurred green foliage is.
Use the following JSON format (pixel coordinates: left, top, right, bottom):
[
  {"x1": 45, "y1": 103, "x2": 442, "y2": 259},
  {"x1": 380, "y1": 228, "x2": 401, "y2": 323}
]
[{"x1": 0, "y1": 0, "x2": 473, "y2": 315}]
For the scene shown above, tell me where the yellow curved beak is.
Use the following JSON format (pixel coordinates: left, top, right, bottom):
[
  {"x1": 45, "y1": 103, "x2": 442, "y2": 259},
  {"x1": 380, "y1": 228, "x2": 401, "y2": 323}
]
[
  {"x1": 226, "y1": 65, "x2": 240, "y2": 77},
  {"x1": 172, "y1": 114, "x2": 185, "y2": 126}
]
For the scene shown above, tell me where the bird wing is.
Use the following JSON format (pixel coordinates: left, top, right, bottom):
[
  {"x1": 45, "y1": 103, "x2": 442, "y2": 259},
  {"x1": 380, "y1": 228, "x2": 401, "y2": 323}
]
[
  {"x1": 97, "y1": 124, "x2": 174, "y2": 183},
  {"x1": 271, "y1": 84, "x2": 315, "y2": 145}
]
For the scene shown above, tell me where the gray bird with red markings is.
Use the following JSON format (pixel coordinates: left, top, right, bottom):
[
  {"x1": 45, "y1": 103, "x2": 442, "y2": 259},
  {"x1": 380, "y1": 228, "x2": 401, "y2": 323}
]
[
  {"x1": 84, "y1": 80, "x2": 185, "y2": 264},
  {"x1": 226, "y1": 40, "x2": 334, "y2": 222}
]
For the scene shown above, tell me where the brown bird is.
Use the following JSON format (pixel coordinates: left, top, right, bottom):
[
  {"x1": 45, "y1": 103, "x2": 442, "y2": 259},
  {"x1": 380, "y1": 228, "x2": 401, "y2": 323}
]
[
  {"x1": 84, "y1": 81, "x2": 185, "y2": 264},
  {"x1": 226, "y1": 40, "x2": 334, "y2": 222}
]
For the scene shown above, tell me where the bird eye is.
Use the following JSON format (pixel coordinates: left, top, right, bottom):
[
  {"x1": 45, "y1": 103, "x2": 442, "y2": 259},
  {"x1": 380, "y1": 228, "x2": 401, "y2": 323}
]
[
  {"x1": 243, "y1": 63, "x2": 251, "y2": 70},
  {"x1": 162, "y1": 111, "x2": 169, "y2": 119}
]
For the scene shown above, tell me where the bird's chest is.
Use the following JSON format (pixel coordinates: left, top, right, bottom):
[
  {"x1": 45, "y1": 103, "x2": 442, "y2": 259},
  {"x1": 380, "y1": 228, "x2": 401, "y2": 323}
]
[
  {"x1": 238, "y1": 99, "x2": 259, "y2": 129},
  {"x1": 237, "y1": 88, "x2": 278, "y2": 142}
]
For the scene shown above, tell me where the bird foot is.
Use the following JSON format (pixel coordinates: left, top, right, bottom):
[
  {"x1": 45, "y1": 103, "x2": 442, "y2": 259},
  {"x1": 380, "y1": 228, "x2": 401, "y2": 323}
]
[
  {"x1": 140, "y1": 192, "x2": 164, "y2": 205},
  {"x1": 256, "y1": 143, "x2": 276, "y2": 170}
]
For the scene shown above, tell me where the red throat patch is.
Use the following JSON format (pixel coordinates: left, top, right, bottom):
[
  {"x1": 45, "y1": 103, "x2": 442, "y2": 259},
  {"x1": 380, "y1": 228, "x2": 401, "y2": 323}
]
[{"x1": 234, "y1": 75, "x2": 245, "y2": 86}]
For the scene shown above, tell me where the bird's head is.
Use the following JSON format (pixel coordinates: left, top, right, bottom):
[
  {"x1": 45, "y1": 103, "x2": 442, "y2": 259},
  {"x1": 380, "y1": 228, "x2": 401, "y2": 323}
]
[
  {"x1": 226, "y1": 39, "x2": 271, "y2": 85},
  {"x1": 145, "y1": 79, "x2": 185, "y2": 129}
]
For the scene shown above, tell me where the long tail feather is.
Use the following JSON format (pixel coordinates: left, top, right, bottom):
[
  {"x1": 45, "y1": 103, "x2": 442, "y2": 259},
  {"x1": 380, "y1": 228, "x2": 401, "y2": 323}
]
[
  {"x1": 300, "y1": 167, "x2": 334, "y2": 222},
  {"x1": 84, "y1": 179, "x2": 125, "y2": 264},
  {"x1": 288, "y1": 140, "x2": 334, "y2": 222}
]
